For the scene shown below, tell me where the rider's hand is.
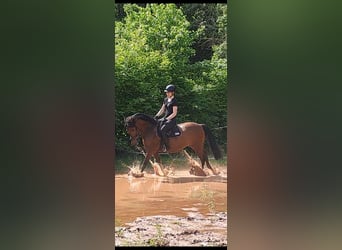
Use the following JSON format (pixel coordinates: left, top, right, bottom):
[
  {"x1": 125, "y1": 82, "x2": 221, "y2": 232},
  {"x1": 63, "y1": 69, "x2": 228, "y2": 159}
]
[{"x1": 158, "y1": 117, "x2": 166, "y2": 122}]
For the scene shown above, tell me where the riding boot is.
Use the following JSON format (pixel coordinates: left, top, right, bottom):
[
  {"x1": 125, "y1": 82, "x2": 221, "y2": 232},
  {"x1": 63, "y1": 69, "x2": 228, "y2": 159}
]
[{"x1": 160, "y1": 133, "x2": 168, "y2": 152}]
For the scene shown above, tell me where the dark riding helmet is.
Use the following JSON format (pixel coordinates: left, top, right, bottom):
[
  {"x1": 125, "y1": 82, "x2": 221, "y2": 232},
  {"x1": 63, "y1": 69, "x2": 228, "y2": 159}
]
[{"x1": 164, "y1": 84, "x2": 176, "y2": 92}]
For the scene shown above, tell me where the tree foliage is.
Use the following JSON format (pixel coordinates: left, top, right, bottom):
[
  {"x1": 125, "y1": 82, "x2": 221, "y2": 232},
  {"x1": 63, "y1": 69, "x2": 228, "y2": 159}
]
[{"x1": 115, "y1": 3, "x2": 227, "y2": 152}]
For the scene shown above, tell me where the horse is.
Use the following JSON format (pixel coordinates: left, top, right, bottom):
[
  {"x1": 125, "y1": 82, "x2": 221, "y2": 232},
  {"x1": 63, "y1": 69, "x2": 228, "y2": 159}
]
[{"x1": 124, "y1": 113, "x2": 222, "y2": 175}]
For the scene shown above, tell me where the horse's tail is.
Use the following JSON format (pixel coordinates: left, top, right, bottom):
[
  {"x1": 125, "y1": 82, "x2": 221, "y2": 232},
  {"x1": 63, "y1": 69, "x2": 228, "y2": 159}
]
[{"x1": 202, "y1": 124, "x2": 222, "y2": 160}]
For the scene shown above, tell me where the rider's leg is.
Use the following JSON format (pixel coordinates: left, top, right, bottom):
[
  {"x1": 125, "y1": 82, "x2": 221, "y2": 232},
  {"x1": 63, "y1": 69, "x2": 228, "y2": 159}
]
[
  {"x1": 160, "y1": 120, "x2": 175, "y2": 151},
  {"x1": 160, "y1": 130, "x2": 168, "y2": 151}
]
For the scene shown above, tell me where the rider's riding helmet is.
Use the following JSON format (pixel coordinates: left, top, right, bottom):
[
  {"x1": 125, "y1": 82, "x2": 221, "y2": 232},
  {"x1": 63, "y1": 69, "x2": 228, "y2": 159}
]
[{"x1": 164, "y1": 84, "x2": 176, "y2": 92}]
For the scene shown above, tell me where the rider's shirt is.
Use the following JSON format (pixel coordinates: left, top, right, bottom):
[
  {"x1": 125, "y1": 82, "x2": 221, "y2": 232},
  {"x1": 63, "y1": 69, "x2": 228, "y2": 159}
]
[{"x1": 163, "y1": 97, "x2": 178, "y2": 121}]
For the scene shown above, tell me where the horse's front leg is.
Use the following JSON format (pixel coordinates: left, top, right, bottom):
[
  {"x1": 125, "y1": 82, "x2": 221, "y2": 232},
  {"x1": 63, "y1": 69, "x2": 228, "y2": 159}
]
[
  {"x1": 140, "y1": 152, "x2": 152, "y2": 173},
  {"x1": 153, "y1": 153, "x2": 161, "y2": 164}
]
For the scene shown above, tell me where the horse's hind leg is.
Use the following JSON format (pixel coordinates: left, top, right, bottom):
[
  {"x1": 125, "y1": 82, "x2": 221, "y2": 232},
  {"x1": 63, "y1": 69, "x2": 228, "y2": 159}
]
[
  {"x1": 204, "y1": 152, "x2": 217, "y2": 175},
  {"x1": 191, "y1": 146, "x2": 218, "y2": 175},
  {"x1": 190, "y1": 144, "x2": 206, "y2": 169},
  {"x1": 202, "y1": 150, "x2": 215, "y2": 173},
  {"x1": 204, "y1": 152, "x2": 220, "y2": 175},
  {"x1": 191, "y1": 144, "x2": 217, "y2": 175}
]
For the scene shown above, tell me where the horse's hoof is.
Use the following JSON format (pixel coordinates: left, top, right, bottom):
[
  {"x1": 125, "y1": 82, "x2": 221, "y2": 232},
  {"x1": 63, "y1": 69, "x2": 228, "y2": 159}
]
[
  {"x1": 214, "y1": 168, "x2": 221, "y2": 175},
  {"x1": 131, "y1": 172, "x2": 144, "y2": 178}
]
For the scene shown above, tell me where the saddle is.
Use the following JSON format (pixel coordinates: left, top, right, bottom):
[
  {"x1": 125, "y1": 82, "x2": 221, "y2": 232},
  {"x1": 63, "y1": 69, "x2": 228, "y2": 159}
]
[{"x1": 157, "y1": 124, "x2": 182, "y2": 138}]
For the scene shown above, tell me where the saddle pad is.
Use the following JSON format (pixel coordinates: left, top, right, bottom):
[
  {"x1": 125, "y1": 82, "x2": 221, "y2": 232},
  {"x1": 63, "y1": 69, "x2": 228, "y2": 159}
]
[{"x1": 166, "y1": 125, "x2": 182, "y2": 137}]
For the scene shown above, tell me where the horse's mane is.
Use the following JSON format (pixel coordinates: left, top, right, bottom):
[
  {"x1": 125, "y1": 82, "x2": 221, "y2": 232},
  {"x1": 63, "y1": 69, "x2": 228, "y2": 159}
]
[{"x1": 131, "y1": 113, "x2": 157, "y2": 126}]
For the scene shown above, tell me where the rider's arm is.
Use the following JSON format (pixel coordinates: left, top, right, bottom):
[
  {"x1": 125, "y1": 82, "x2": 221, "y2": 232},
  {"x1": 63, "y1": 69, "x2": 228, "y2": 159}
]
[
  {"x1": 155, "y1": 103, "x2": 165, "y2": 117},
  {"x1": 166, "y1": 106, "x2": 178, "y2": 120}
]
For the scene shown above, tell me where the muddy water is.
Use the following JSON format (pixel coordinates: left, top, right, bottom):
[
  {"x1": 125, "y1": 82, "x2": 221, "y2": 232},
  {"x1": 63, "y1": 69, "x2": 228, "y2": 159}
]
[{"x1": 115, "y1": 170, "x2": 227, "y2": 225}]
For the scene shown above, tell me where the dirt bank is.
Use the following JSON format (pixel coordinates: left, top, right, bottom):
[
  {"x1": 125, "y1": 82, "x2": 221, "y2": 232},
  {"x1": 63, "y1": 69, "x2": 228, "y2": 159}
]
[{"x1": 115, "y1": 211, "x2": 227, "y2": 246}]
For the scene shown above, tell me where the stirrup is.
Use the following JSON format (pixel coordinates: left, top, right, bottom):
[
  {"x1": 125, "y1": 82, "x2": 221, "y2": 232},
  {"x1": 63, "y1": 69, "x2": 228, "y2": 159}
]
[{"x1": 159, "y1": 143, "x2": 167, "y2": 152}]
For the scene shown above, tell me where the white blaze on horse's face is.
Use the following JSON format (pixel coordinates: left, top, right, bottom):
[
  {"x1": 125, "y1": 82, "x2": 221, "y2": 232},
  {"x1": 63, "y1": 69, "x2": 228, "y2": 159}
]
[{"x1": 127, "y1": 127, "x2": 138, "y2": 146}]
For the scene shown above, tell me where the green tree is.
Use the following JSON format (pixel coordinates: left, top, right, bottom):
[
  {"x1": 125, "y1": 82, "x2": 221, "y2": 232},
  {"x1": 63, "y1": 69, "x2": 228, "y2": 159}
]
[
  {"x1": 180, "y1": 3, "x2": 222, "y2": 63},
  {"x1": 115, "y1": 3, "x2": 200, "y2": 151},
  {"x1": 184, "y1": 3, "x2": 228, "y2": 146},
  {"x1": 213, "y1": 3, "x2": 227, "y2": 60},
  {"x1": 114, "y1": 3, "x2": 227, "y2": 153}
]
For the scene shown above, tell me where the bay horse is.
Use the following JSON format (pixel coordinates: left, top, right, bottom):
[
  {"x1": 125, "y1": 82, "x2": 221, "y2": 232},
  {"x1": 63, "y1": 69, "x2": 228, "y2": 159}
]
[{"x1": 124, "y1": 113, "x2": 222, "y2": 175}]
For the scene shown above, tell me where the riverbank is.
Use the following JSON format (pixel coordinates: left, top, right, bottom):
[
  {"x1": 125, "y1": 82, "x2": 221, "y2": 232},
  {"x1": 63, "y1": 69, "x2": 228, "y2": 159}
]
[{"x1": 115, "y1": 211, "x2": 227, "y2": 246}]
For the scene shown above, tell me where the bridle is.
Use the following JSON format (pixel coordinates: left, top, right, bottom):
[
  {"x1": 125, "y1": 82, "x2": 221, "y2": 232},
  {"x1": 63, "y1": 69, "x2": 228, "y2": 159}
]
[
  {"x1": 125, "y1": 119, "x2": 141, "y2": 145},
  {"x1": 125, "y1": 114, "x2": 156, "y2": 147}
]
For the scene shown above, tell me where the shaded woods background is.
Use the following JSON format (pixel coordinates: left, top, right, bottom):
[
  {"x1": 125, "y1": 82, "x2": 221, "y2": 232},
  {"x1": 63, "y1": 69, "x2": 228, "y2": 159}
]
[{"x1": 0, "y1": 1, "x2": 342, "y2": 250}]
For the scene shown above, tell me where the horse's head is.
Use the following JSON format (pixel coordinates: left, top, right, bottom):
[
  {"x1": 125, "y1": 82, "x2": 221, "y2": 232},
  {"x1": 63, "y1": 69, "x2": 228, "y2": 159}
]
[
  {"x1": 124, "y1": 113, "x2": 157, "y2": 146},
  {"x1": 124, "y1": 115, "x2": 139, "y2": 146}
]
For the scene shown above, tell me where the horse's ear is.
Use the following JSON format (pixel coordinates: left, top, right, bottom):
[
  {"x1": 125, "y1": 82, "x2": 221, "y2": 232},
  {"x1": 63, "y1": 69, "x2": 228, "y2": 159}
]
[
  {"x1": 124, "y1": 115, "x2": 135, "y2": 128},
  {"x1": 123, "y1": 116, "x2": 128, "y2": 127}
]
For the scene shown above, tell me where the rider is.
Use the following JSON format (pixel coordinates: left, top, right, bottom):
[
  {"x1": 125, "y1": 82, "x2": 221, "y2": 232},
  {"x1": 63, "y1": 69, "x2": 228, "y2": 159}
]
[{"x1": 154, "y1": 84, "x2": 178, "y2": 151}]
